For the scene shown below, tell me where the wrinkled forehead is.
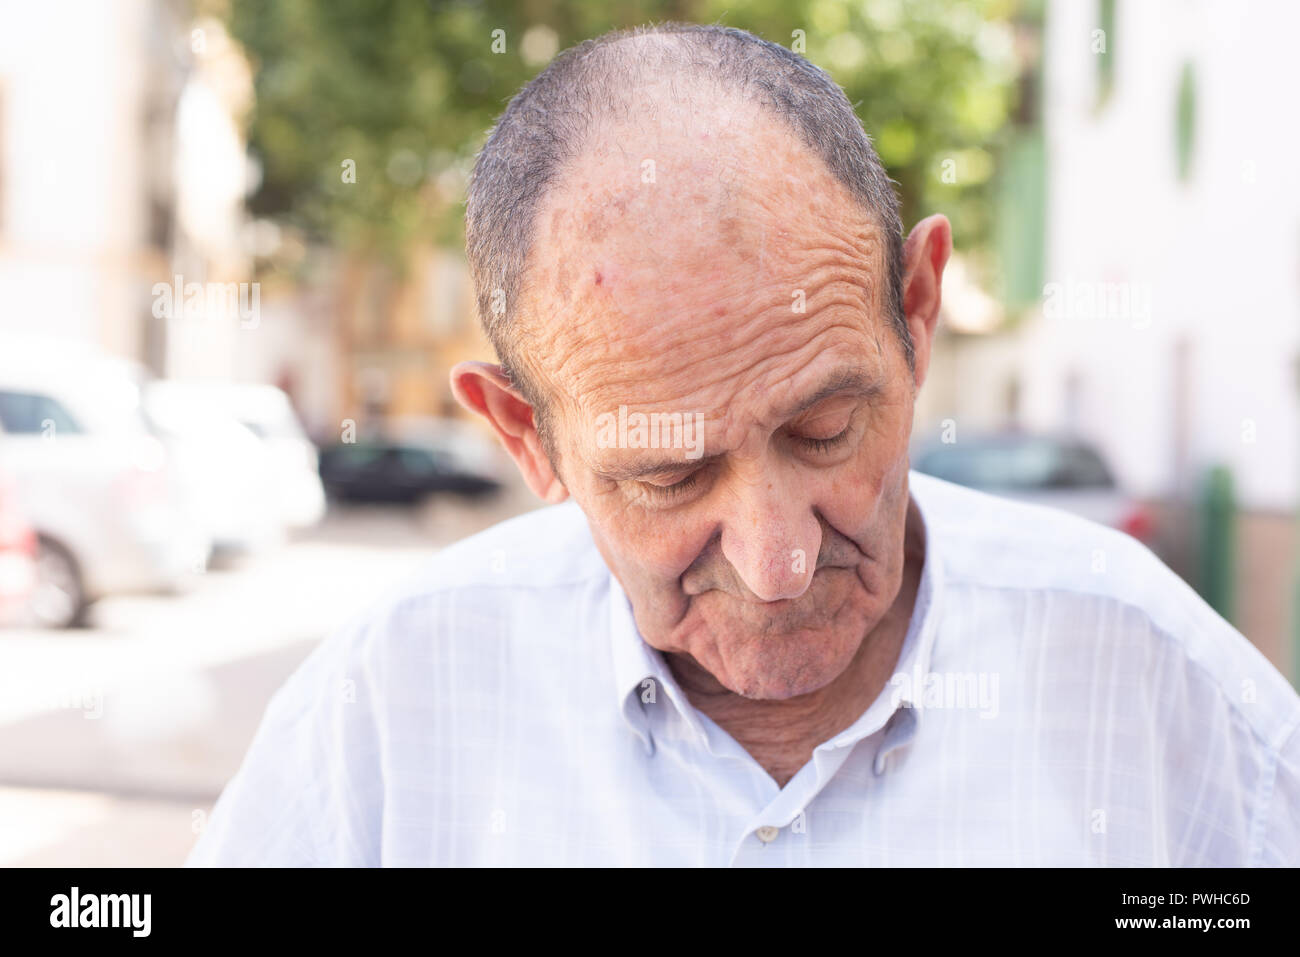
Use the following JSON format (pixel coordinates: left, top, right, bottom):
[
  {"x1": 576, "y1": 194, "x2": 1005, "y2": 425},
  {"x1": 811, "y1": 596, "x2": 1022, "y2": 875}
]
[{"x1": 518, "y1": 92, "x2": 890, "y2": 421}]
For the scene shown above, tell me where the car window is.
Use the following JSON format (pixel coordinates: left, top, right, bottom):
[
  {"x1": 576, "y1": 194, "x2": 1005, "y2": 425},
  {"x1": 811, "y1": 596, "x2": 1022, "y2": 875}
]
[
  {"x1": 1054, "y1": 445, "x2": 1115, "y2": 488},
  {"x1": 396, "y1": 448, "x2": 449, "y2": 473},
  {"x1": 0, "y1": 390, "x2": 84, "y2": 436},
  {"x1": 915, "y1": 440, "x2": 1114, "y2": 490},
  {"x1": 915, "y1": 443, "x2": 1047, "y2": 488},
  {"x1": 323, "y1": 445, "x2": 386, "y2": 470}
]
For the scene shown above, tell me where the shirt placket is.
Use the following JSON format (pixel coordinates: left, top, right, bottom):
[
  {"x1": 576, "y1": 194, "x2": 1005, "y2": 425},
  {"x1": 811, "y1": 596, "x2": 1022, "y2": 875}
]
[{"x1": 726, "y1": 703, "x2": 920, "y2": 866}]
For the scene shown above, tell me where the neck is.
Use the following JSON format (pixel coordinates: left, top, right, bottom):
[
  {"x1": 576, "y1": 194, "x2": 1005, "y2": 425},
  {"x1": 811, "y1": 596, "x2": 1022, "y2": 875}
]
[{"x1": 669, "y1": 499, "x2": 926, "y2": 788}]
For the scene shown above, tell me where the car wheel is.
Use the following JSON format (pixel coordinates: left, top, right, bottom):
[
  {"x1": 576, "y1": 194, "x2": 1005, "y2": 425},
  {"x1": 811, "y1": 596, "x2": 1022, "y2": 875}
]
[{"x1": 30, "y1": 537, "x2": 87, "y2": 629}]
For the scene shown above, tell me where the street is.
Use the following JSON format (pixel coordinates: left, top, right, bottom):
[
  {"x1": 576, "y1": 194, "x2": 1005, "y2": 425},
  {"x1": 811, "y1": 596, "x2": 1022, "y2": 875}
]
[{"x1": 0, "y1": 486, "x2": 539, "y2": 866}]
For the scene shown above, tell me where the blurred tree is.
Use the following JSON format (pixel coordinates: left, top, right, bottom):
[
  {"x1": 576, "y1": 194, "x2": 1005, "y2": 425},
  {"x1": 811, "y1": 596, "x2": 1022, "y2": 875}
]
[{"x1": 221, "y1": 0, "x2": 1019, "y2": 276}]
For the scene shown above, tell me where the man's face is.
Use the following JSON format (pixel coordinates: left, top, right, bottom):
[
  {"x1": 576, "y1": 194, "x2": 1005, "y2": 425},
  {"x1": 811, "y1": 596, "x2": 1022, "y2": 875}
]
[{"x1": 520, "y1": 94, "x2": 918, "y2": 700}]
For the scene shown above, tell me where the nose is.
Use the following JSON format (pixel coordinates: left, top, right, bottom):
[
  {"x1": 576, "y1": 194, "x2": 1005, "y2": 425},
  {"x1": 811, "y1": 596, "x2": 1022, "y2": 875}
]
[{"x1": 718, "y1": 475, "x2": 821, "y2": 602}]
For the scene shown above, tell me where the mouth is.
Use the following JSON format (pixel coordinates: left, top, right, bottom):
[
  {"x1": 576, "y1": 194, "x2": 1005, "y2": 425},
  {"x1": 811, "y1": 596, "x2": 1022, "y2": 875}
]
[
  {"x1": 684, "y1": 562, "x2": 852, "y2": 603},
  {"x1": 719, "y1": 589, "x2": 818, "y2": 621}
]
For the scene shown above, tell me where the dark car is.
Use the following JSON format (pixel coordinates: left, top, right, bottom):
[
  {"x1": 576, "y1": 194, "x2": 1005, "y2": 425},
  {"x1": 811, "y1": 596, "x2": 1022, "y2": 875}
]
[
  {"x1": 318, "y1": 441, "x2": 503, "y2": 503},
  {"x1": 911, "y1": 432, "x2": 1155, "y2": 544}
]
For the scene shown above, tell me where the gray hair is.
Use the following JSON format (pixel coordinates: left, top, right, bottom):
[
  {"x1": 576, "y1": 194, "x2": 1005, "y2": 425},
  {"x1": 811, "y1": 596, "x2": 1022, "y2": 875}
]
[{"x1": 465, "y1": 22, "x2": 907, "y2": 452}]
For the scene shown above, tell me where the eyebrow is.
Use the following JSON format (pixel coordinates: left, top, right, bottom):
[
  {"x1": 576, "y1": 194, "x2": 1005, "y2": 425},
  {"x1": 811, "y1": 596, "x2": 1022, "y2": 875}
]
[
  {"x1": 590, "y1": 366, "x2": 885, "y2": 482},
  {"x1": 769, "y1": 366, "x2": 885, "y2": 421}
]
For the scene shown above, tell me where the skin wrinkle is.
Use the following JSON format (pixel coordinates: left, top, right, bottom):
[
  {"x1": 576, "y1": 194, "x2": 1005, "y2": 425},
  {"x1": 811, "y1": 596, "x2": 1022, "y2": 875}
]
[
  {"x1": 454, "y1": 80, "x2": 950, "y2": 788},
  {"x1": 574, "y1": 323, "x2": 877, "y2": 461},
  {"x1": 557, "y1": 264, "x2": 881, "y2": 418},
  {"x1": 523, "y1": 115, "x2": 884, "y2": 418}
]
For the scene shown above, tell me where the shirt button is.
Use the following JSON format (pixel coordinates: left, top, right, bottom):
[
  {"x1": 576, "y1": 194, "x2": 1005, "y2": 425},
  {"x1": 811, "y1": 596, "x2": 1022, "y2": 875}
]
[{"x1": 755, "y1": 826, "x2": 780, "y2": 844}]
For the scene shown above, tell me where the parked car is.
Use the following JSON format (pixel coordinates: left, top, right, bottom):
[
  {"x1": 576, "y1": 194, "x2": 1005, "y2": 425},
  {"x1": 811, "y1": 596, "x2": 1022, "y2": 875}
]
[
  {"x1": 148, "y1": 381, "x2": 326, "y2": 530},
  {"x1": 0, "y1": 349, "x2": 210, "y2": 627},
  {"x1": 0, "y1": 470, "x2": 36, "y2": 626},
  {"x1": 319, "y1": 437, "x2": 504, "y2": 504},
  {"x1": 385, "y1": 416, "x2": 514, "y2": 487},
  {"x1": 143, "y1": 381, "x2": 284, "y2": 557},
  {"x1": 911, "y1": 431, "x2": 1155, "y2": 543}
]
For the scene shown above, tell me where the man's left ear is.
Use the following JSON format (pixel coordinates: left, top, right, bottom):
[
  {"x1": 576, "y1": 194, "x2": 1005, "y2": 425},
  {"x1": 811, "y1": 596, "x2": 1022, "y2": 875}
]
[
  {"x1": 900, "y1": 213, "x2": 952, "y2": 392},
  {"x1": 449, "y1": 361, "x2": 569, "y2": 504}
]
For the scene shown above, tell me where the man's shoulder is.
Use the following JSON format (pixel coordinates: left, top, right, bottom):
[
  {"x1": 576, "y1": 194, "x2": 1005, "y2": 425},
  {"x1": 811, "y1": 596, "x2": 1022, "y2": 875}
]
[
  {"x1": 911, "y1": 468, "x2": 1176, "y2": 605},
  {"x1": 402, "y1": 498, "x2": 607, "y2": 594},
  {"x1": 911, "y1": 470, "x2": 1300, "y2": 746},
  {"x1": 310, "y1": 500, "x2": 608, "y2": 669}
]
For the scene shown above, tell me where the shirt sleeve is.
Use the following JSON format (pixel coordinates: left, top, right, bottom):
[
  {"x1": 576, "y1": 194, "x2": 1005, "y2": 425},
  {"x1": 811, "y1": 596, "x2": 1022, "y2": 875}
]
[
  {"x1": 1254, "y1": 722, "x2": 1300, "y2": 866},
  {"x1": 185, "y1": 614, "x2": 387, "y2": 867}
]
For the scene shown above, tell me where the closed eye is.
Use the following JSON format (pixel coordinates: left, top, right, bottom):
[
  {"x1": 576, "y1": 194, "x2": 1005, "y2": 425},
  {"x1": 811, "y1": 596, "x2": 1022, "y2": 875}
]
[
  {"x1": 641, "y1": 472, "x2": 700, "y2": 500},
  {"x1": 797, "y1": 425, "x2": 852, "y2": 453}
]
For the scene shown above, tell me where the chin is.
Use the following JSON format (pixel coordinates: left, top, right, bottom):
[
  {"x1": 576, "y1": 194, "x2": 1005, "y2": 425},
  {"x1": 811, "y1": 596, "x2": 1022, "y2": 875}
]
[
  {"x1": 730, "y1": 670, "x2": 835, "y2": 701},
  {"x1": 724, "y1": 630, "x2": 860, "y2": 700}
]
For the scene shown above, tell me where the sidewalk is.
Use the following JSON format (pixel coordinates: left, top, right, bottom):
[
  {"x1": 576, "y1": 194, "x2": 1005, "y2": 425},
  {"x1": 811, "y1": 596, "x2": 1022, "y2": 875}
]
[{"x1": 0, "y1": 485, "x2": 539, "y2": 866}]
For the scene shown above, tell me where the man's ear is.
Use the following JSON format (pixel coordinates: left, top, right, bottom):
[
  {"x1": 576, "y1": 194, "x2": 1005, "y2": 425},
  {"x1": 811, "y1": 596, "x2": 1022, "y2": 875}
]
[
  {"x1": 450, "y1": 361, "x2": 569, "y2": 504},
  {"x1": 901, "y1": 213, "x2": 952, "y2": 393}
]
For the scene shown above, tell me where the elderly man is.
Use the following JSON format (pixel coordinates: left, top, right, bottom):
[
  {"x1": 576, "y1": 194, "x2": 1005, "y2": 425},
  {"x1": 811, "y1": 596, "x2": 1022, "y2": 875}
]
[{"x1": 190, "y1": 23, "x2": 1298, "y2": 866}]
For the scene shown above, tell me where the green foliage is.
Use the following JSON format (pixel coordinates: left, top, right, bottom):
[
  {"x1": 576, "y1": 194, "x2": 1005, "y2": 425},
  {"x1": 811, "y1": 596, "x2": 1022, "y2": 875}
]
[{"x1": 226, "y1": 0, "x2": 1019, "y2": 264}]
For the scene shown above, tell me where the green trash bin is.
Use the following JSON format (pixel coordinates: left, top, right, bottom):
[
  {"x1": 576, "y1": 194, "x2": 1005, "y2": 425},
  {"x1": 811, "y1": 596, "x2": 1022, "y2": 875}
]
[{"x1": 1197, "y1": 465, "x2": 1235, "y2": 625}]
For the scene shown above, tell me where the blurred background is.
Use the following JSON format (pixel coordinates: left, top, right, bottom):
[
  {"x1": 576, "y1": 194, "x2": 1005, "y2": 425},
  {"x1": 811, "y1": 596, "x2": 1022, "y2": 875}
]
[{"x1": 0, "y1": 0, "x2": 1294, "y2": 864}]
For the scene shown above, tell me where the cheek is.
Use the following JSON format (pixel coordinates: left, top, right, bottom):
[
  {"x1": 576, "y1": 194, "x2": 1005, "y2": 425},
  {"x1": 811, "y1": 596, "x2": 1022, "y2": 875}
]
[
  {"x1": 819, "y1": 436, "x2": 900, "y2": 539},
  {"x1": 585, "y1": 494, "x2": 711, "y2": 586}
]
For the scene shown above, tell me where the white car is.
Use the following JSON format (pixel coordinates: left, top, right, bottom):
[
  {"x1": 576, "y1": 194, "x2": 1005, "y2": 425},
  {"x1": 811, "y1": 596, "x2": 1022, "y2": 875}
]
[
  {"x1": 0, "y1": 350, "x2": 211, "y2": 627},
  {"x1": 143, "y1": 381, "x2": 284, "y2": 557},
  {"x1": 0, "y1": 468, "x2": 37, "y2": 626},
  {"x1": 151, "y1": 381, "x2": 326, "y2": 530}
]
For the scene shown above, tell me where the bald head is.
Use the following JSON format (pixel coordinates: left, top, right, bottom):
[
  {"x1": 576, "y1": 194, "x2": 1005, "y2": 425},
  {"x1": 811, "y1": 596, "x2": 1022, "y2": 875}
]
[{"x1": 465, "y1": 23, "x2": 907, "y2": 451}]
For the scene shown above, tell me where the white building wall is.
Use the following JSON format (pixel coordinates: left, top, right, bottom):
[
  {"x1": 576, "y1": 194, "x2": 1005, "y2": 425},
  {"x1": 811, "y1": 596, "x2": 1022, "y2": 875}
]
[
  {"x1": 1017, "y1": 0, "x2": 1300, "y2": 509},
  {"x1": 0, "y1": 0, "x2": 150, "y2": 351},
  {"x1": 0, "y1": 2, "x2": 250, "y2": 379}
]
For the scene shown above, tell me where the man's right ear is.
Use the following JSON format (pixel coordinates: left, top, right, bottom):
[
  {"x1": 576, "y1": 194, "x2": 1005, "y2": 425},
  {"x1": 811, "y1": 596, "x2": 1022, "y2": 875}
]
[{"x1": 449, "y1": 361, "x2": 569, "y2": 504}]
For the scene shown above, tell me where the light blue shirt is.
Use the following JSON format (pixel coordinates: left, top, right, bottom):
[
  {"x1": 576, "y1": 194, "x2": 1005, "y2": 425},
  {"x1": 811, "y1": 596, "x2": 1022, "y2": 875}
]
[{"x1": 188, "y1": 471, "x2": 1300, "y2": 866}]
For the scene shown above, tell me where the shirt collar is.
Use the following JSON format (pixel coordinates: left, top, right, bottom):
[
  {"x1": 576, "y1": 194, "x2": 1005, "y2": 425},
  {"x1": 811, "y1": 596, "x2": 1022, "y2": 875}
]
[
  {"x1": 608, "y1": 469, "x2": 945, "y2": 754},
  {"x1": 608, "y1": 571, "x2": 671, "y2": 753}
]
